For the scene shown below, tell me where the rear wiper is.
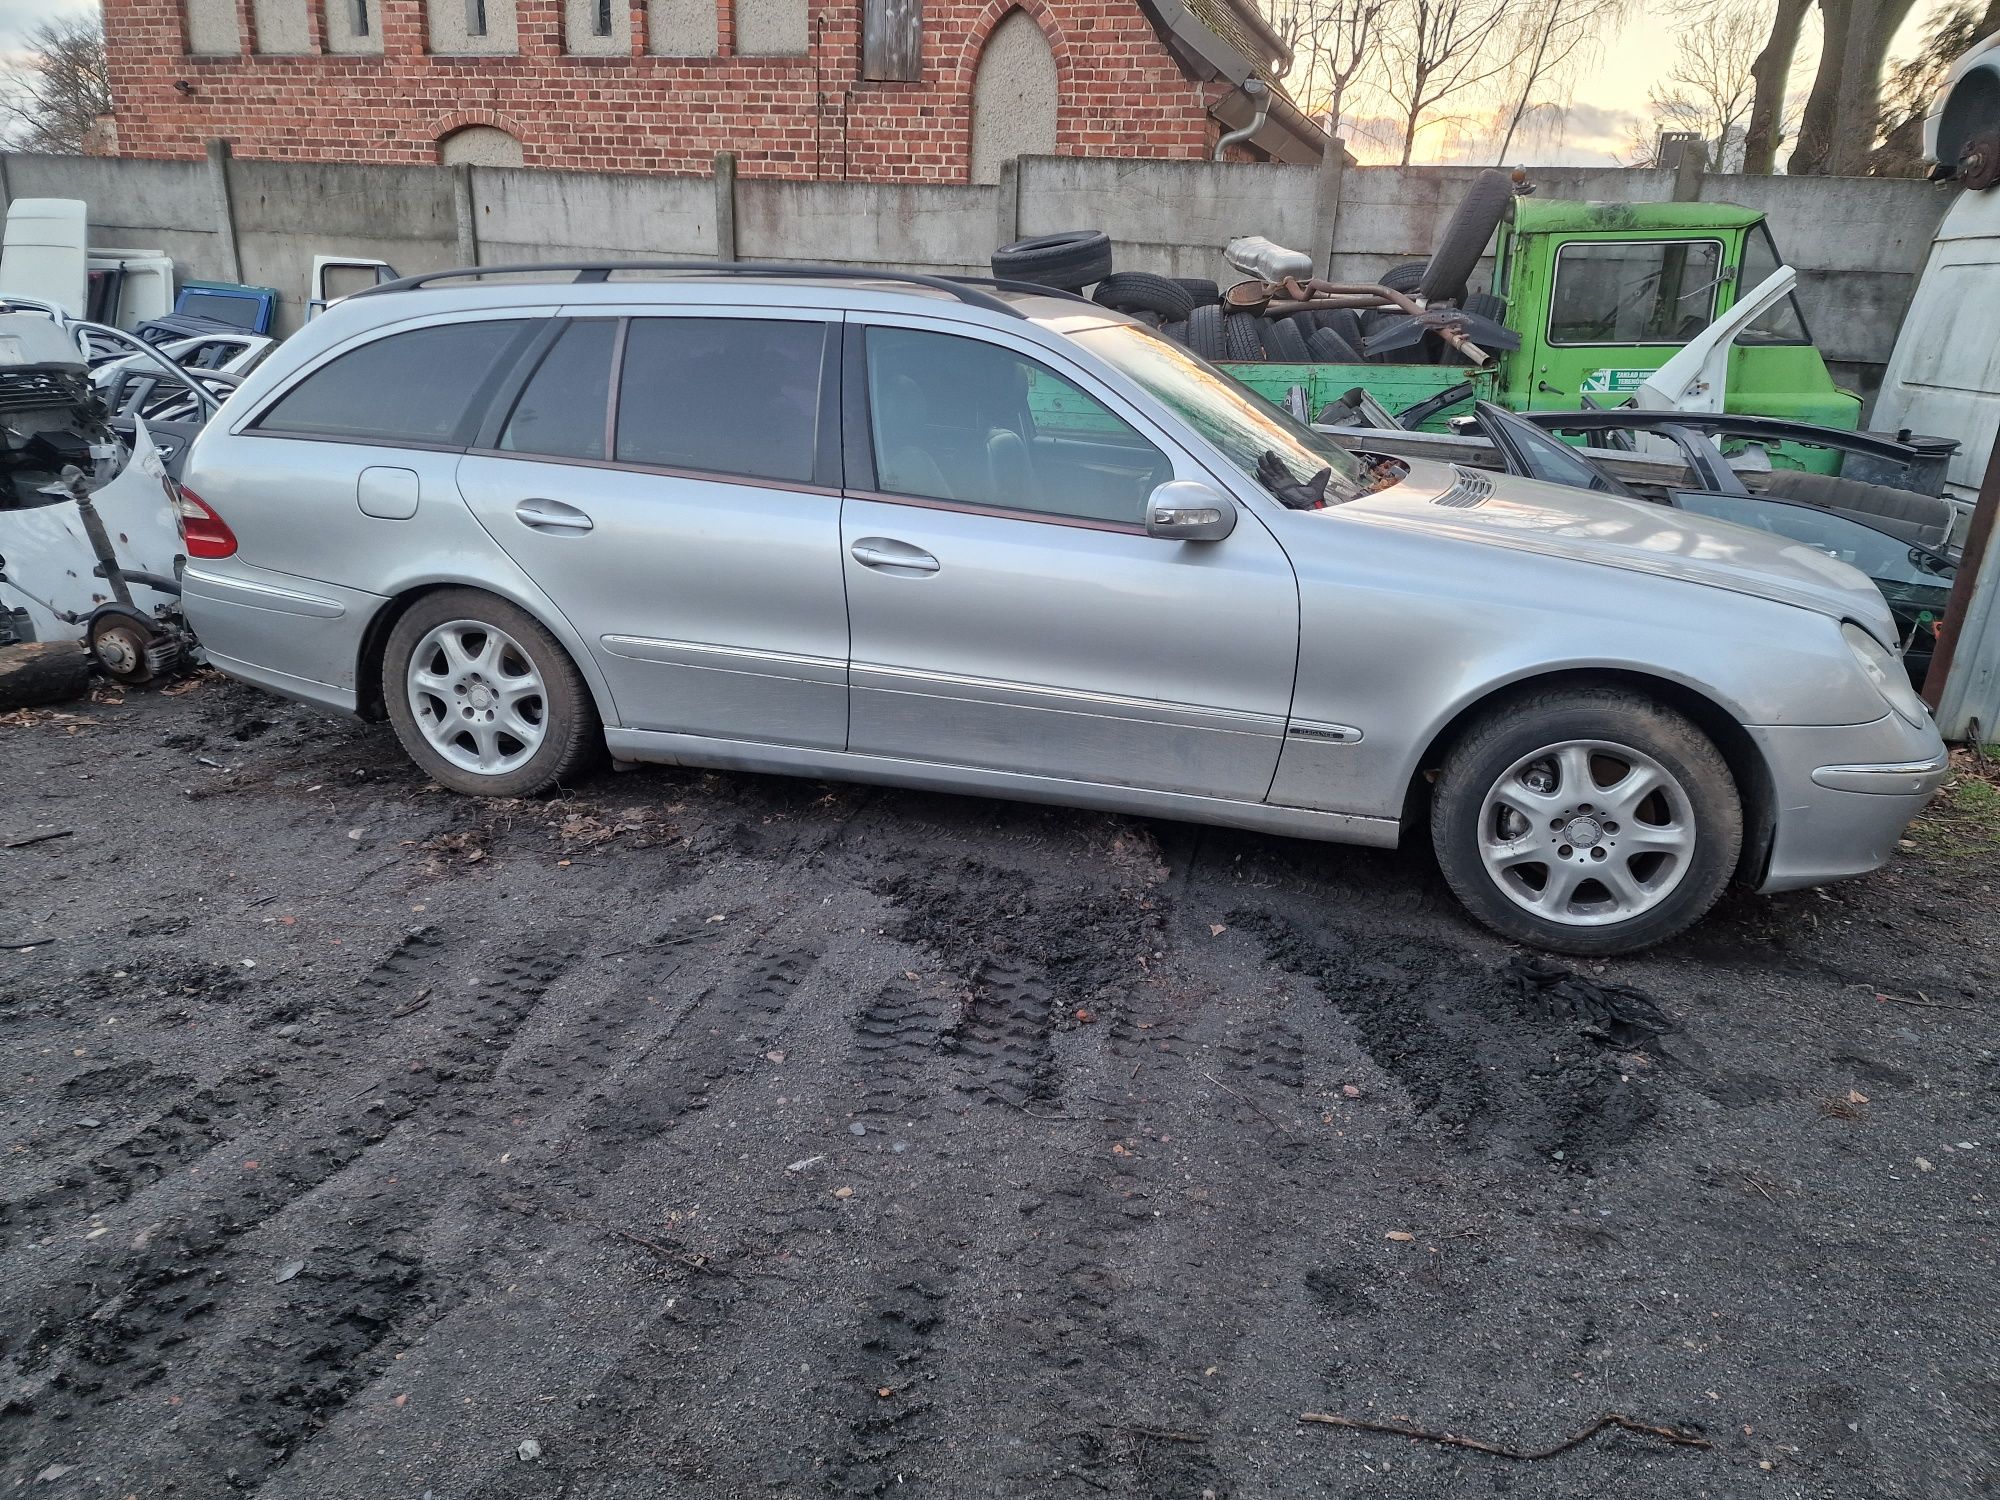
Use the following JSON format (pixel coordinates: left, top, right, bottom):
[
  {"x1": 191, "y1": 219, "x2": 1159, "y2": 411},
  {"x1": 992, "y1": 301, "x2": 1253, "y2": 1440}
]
[{"x1": 1257, "y1": 449, "x2": 1332, "y2": 510}]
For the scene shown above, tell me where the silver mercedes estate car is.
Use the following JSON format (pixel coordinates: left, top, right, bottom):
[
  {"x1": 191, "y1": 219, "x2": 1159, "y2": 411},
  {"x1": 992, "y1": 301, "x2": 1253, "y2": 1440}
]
[{"x1": 176, "y1": 264, "x2": 1948, "y2": 955}]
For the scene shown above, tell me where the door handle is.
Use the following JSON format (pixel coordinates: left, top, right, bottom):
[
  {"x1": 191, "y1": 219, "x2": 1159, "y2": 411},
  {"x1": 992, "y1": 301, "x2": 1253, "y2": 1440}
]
[
  {"x1": 514, "y1": 498, "x2": 594, "y2": 534},
  {"x1": 850, "y1": 538, "x2": 939, "y2": 574}
]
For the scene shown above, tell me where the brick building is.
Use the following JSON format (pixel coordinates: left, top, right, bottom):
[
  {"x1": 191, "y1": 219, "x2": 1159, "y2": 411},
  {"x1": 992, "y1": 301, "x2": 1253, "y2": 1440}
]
[{"x1": 99, "y1": 0, "x2": 1330, "y2": 181}]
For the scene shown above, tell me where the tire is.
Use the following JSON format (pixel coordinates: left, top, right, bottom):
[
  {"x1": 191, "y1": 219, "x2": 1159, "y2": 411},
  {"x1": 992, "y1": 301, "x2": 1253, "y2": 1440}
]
[
  {"x1": 991, "y1": 231, "x2": 1113, "y2": 292},
  {"x1": 1307, "y1": 324, "x2": 1363, "y2": 362},
  {"x1": 1317, "y1": 308, "x2": 1366, "y2": 350},
  {"x1": 1377, "y1": 262, "x2": 1429, "y2": 294},
  {"x1": 1092, "y1": 271, "x2": 1196, "y2": 321},
  {"x1": 1463, "y1": 291, "x2": 1507, "y2": 322},
  {"x1": 1174, "y1": 277, "x2": 1222, "y2": 307},
  {"x1": 1757, "y1": 469, "x2": 1954, "y2": 547},
  {"x1": 1223, "y1": 311, "x2": 1265, "y2": 361},
  {"x1": 1261, "y1": 313, "x2": 1311, "y2": 362},
  {"x1": 383, "y1": 589, "x2": 601, "y2": 798},
  {"x1": 1159, "y1": 318, "x2": 1188, "y2": 346},
  {"x1": 0, "y1": 642, "x2": 90, "y2": 710},
  {"x1": 1186, "y1": 303, "x2": 1226, "y2": 359},
  {"x1": 1430, "y1": 687, "x2": 1742, "y2": 956},
  {"x1": 1418, "y1": 169, "x2": 1514, "y2": 304}
]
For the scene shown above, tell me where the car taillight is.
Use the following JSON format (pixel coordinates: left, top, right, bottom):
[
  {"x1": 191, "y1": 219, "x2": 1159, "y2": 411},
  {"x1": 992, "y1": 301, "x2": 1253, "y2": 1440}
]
[{"x1": 174, "y1": 486, "x2": 238, "y2": 559}]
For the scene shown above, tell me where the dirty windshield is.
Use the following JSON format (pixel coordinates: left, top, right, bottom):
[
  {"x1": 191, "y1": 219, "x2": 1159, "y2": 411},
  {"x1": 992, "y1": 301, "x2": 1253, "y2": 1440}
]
[{"x1": 1072, "y1": 323, "x2": 1364, "y2": 503}]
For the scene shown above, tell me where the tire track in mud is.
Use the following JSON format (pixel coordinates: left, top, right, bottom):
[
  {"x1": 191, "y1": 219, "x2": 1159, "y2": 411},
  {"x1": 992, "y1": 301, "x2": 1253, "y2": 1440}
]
[
  {"x1": 826, "y1": 846, "x2": 1253, "y2": 1497},
  {"x1": 1227, "y1": 907, "x2": 1665, "y2": 1168},
  {"x1": 1, "y1": 926, "x2": 580, "y2": 1494}
]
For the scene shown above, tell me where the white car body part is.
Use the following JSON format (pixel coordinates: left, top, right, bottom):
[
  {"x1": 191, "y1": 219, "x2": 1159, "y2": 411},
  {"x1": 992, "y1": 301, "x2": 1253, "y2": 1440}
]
[
  {"x1": 1635, "y1": 264, "x2": 1800, "y2": 415},
  {"x1": 0, "y1": 199, "x2": 89, "y2": 317},
  {"x1": 0, "y1": 422, "x2": 181, "y2": 645}
]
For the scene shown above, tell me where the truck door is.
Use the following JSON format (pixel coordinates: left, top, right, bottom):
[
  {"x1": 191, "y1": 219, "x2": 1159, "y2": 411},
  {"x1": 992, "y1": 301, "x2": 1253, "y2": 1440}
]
[{"x1": 1522, "y1": 234, "x2": 1726, "y2": 409}]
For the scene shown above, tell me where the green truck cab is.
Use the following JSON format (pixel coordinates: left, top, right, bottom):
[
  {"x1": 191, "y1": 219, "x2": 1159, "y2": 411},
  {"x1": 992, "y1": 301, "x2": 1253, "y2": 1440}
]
[
  {"x1": 1491, "y1": 198, "x2": 1859, "y2": 428},
  {"x1": 1220, "y1": 196, "x2": 1860, "y2": 440}
]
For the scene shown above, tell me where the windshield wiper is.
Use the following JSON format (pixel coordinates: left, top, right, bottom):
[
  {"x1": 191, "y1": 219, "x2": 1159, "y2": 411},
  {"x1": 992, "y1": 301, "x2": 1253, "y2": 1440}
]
[{"x1": 1257, "y1": 449, "x2": 1332, "y2": 510}]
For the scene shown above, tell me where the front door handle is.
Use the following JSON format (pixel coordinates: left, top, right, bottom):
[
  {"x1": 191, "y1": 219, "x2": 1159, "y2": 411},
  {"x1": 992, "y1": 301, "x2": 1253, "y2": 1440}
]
[
  {"x1": 850, "y1": 538, "x2": 939, "y2": 574},
  {"x1": 514, "y1": 498, "x2": 594, "y2": 534}
]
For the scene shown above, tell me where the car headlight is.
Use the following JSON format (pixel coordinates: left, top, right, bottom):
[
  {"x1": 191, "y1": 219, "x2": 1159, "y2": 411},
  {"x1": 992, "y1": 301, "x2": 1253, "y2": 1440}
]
[{"x1": 1842, "y1": 622, "x2": 1930, "y2": 727}]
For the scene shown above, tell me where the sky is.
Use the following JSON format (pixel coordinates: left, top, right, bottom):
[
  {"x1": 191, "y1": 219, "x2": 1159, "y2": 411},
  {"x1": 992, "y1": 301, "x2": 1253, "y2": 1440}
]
[
  {"x1": 0, "y1": 0, "x2": 1969, "y2": 165},
  {"x1": 1338, "y1": 0, "x2": 1963, "y2": 166}
]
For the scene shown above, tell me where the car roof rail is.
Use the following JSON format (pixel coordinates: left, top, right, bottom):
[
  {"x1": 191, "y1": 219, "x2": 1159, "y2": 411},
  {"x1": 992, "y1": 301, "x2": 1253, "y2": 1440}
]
[
  {"x1": 353, "y1": 261, "x2": 1029, "y2": 319},
  {"x1": 945, "y1": 275, "x2": 1099, "y2": 307}
]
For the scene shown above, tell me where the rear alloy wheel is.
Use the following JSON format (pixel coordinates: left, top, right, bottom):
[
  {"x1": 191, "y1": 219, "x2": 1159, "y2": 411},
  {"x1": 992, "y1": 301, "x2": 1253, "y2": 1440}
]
[
  {"x1": 384, "y1": 590, "x2": 599, "y2": 796},
  {"x1": 1431, "y1": 690, "x2": 1741, "y2": 954}
]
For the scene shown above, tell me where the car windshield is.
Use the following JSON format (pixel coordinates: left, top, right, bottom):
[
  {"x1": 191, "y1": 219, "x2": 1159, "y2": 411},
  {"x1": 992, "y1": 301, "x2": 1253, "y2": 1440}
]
[
  {"x1": 1673, "y1": 490, "x2": 1956, "y2": 599},
  {"x1": 1070, "y1": 322, "x2": 1364, "y2": 504}
]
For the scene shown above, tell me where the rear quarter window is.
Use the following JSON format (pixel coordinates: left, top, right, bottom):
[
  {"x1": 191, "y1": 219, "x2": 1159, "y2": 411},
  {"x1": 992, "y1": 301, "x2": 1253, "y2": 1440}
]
[{"x1": 255, "y1": 319, "x2": 531, "y2": 446}]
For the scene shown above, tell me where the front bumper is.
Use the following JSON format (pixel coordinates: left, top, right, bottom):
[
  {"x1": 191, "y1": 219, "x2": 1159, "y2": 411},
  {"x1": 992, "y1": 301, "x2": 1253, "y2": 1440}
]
[{"x1": 1749, "y1": 714, "x2": 1950, "y2": 893}]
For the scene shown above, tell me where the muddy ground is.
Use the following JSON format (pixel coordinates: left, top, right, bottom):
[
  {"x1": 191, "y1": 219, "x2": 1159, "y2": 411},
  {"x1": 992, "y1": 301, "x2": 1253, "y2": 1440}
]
[{"x1": 1, "y1": 673, "x2": 1995, "y2": 1499}]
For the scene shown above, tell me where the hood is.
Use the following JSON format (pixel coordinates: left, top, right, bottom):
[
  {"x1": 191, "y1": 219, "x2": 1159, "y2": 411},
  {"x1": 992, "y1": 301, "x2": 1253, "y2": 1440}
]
[{"x1": 1336, "y1": 458, "x2": 1899, "y2": 642}]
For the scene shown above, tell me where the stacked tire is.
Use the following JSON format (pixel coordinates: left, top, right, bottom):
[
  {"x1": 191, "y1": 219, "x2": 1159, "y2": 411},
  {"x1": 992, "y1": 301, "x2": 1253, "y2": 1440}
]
[{"x1": 988, "y1": 221, "x2": 1502, "y2": 368}]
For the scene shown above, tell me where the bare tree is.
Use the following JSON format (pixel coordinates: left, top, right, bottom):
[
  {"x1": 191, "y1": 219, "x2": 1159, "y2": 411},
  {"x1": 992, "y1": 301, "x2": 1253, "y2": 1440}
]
[
  {"x1": 1262, "y1": 0, "x2": 1396, "y2": 135},
  {"x1": 1741, "y1": 0, "x2": 1813, "y2": 174},
  {"x1": 0, "y1": 15, "x2": 112, "y2": 155},
  {"x1": 1491, "y1": 0, "x2": 1632, "y2": 163},
  {"x1": 1788, "y1": 0, "x2": 1919, "y2": 175},
  {"x1": 1376, "y1": 0, "x2": 1531, "y2": 164},
  {"x1": 1629, "y1": 0, "x2": 1768, "y2": 170}
]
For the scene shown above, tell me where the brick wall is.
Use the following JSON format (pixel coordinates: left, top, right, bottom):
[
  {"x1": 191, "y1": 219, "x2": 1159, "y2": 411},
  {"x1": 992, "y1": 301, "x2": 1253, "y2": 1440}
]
[{"x1": 101, "y1": 0, "x2": 1235, "y2": 181}]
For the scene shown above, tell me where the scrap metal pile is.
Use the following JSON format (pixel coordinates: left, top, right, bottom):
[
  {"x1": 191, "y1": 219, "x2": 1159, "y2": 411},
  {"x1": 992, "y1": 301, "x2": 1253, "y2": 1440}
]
[{"x1": 989, "y1": 168, "x2": 1521, "y2": 369}]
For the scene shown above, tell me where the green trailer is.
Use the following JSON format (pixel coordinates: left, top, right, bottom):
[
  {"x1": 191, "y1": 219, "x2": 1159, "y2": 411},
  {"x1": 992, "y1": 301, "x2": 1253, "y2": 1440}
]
[{"x1": 1222, "y1": 361, "x2": 1494, "y2": 431}]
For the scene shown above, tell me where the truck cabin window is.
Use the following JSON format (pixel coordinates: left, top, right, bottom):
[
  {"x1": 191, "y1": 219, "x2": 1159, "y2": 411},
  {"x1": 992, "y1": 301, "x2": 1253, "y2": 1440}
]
[
  {"x1": 1548, "y1": 239, "x2": 1722, "y2": 346},
  {"x1": 1733, "y1": 223, "x2": 1813, "y2": 346}
]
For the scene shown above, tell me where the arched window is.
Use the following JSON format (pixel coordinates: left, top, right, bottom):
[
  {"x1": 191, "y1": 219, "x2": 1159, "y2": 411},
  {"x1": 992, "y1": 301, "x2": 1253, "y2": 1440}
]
[
  {"x1": 437, "y1": 124, "x2": 525, "y2": 167},
  {"x1": 969, "y1": 10, "x2": 1057, "y2": 185}
]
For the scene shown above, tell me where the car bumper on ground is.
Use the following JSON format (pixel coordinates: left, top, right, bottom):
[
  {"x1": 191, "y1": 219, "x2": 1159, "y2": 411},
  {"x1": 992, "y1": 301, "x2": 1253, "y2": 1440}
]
[{"x1": 1749, "y1": 714, "x2": 1950, "y2": 893}]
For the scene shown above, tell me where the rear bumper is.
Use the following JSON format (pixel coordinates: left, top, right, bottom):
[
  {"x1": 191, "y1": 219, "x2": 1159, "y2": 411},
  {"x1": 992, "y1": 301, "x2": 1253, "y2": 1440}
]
[{"x1": 1750, "y1": 715, "x2": 1949, "y2": 893}]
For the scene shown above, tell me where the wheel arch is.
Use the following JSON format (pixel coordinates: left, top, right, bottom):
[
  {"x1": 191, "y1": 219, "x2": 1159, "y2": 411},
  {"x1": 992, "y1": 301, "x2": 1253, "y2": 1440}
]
[
  {"x1": 1401, "y1": 667, "x2": 1776, "y2": 885},
  {"x1": 354, "y1": 579, "x2": 619, "y2": 727}
]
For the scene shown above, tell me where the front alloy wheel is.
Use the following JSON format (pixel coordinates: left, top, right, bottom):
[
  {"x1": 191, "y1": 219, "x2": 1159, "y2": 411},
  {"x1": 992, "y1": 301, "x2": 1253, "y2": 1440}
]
[
  {"x1": 1432, "y1": 688, "x2": 1742, "y2": 955},
  {"x1": 1478, "y1": 741, "x2": 1694, "y2": 927}
]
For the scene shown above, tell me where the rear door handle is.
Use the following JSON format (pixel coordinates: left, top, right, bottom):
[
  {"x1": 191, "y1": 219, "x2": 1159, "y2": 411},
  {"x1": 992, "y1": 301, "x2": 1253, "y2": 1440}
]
[
  {"x1": 850, "y1": 538, "x2": 939, "y2": 574},
  {"x1": 514, "y1": 498, "x2": 594, "y2": 534}
]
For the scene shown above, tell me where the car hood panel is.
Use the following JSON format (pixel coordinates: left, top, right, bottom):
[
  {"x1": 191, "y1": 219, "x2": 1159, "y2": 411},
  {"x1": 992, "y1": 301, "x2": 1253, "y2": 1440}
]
[{"x1": 1338, "y1": 459, "x2": 1899, "y2": 641}]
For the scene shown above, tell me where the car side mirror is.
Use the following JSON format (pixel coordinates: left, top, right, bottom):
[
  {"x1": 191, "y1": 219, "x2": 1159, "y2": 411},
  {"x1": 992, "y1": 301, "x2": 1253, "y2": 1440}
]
[{"x1": 1146, "y1": 480, "x2": 1236, "y2": 542}]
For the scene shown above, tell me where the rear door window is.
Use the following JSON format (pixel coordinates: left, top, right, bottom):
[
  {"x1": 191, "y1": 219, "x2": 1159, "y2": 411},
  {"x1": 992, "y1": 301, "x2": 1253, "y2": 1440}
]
[
  {"x1": 499, "y1": 319, "x2": 618, "y2": 460},
  {"x1": 613, "y1": 317, "x2": 827, "y2": 485},
  {"x1": 256, "y1": 319, "x2": 530, "y2": 446}
]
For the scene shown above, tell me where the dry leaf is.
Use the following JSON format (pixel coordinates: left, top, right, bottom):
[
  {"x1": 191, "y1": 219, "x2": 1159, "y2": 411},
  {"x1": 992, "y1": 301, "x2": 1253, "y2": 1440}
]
[
  {"x1": 1847, "y1": 1089, "x2": 1869, "y2": 1104},
  {"x1": 1385, "y1": 1230, "x2": 1414, "y2": 1242},
  {"x1": 1342, "y1": 1084, "x2": 1362, "y2": 1099},
  {"x1": 1209, "y1": 923, "x2": 1227, "y2": 937}
]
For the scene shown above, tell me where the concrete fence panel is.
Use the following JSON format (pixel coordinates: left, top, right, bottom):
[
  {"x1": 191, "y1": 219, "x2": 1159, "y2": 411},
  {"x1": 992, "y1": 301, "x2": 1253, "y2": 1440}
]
[
  {"x1": 1015, "y1": 156, "x2": 1319, "y2": 283},
  {"x1": 1, "y1": 154, "x2": 227, "y2": 284},
  {"x1": 736, "y1": 180, "x2": 997, "y2": 273},
  {"x1": 473, "y1": 166, "x2": 718, "y2": 264},
  {"x1": 229, "y1": 159, "x2": 462, "y2": 333}
]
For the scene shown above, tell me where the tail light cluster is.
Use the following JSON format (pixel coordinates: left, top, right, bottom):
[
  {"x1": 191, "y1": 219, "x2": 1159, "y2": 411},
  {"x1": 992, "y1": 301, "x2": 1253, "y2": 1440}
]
[{"x1": 173, "y1": 486, "x2": 238, "y2": 559}]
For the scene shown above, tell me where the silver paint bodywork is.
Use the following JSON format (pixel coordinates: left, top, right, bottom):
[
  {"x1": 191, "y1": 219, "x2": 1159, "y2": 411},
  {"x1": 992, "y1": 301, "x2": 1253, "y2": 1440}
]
[{"x1": 179, "y1": 276, "x2": 1948, "y2": 894}]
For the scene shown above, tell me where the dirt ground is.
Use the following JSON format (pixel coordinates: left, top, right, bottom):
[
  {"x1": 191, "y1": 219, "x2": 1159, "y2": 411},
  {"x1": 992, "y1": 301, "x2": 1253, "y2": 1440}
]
[{"x1": 2, "y1": 673, "x2": 1996, "y2": 1499}]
